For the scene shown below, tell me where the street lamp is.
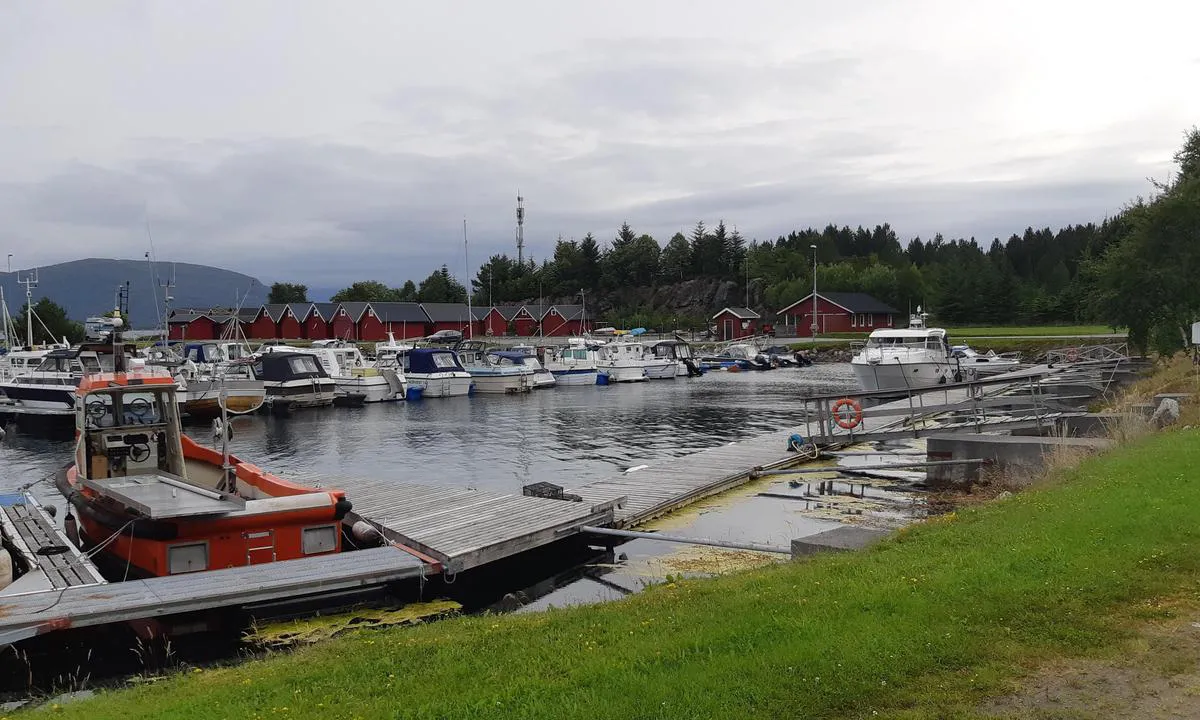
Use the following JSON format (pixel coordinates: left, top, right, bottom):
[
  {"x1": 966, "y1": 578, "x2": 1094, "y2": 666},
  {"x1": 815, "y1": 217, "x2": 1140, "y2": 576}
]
[{"x1": 809, "y1": 244, "x2": 818, "y2": 342}]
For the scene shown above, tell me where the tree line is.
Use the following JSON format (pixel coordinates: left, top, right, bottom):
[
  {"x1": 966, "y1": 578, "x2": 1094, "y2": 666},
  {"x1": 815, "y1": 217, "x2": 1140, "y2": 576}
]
[{"x1": 273, "y1": 127, "x2": 1198, "y2": 349}]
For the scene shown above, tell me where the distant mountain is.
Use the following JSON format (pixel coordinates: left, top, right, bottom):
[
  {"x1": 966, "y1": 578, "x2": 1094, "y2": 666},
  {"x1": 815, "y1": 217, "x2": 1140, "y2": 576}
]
[{"x1": 0, "y1": 258, "x2": 267, "y2": 329}]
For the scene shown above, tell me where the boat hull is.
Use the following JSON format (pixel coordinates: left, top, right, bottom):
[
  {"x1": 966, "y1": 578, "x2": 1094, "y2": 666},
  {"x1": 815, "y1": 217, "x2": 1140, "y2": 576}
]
[
  {"x1": 598, "y1": 364, "x2": 647, "y2": 383},
  {"x1": 180, "y1": 380, "x2": 266, "y2": 418},
  {"x1": 408, "y1": 373, "x2": 473, "y2": 398},
  {"x1": 469, "y1": 371, "x2": 533, "y2": 394},
  {"x1": 0, "y1": 383, "x2": 76, "y2": 411},
  {"x1": 531, "y1": 370, "x2": 556, "y2": 388},
  {"x1": 851, "y1": 359, "x2": 953, "y2": 392},
  {"x1": 336, "y1": 376, "x2": 404, "y2": 403},
  {"x1": 550, "y1": 368, "x2": 599, "y2": 386},
  {"x1": 643, "y1": 360, "x2": 681, "y2": 379},
  {"x1": 264, "y1": 379, "x2": 337, "y2": 408}
]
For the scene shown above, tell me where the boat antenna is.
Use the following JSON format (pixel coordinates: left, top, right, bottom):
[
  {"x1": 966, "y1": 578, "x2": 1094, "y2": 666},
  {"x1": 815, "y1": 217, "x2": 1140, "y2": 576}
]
[
  {"x1": 144, "y1": 214, "x2": 162, "y2": 330},
  {"x1": 464, "y1": 218, "x2": 473, "y2": 340}
]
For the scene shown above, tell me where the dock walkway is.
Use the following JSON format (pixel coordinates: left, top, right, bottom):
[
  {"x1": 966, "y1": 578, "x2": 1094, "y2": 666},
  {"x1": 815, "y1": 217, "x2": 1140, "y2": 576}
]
[
  {"x1": 345, "y1": 480, "x2": 623, "y2": 574},
  {"x1": 0, "y1": 546, "x2": 428, "y2": 646}
]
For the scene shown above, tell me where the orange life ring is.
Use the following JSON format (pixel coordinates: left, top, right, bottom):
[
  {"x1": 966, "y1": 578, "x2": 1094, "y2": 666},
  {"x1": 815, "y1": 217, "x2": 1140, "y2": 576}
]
[
  {"x1": 832, "y1": 398, "x2": 863, "y2": 430},
  {"x1": 1066, "y1": 348, "x2": 1079, "y2": 362}
]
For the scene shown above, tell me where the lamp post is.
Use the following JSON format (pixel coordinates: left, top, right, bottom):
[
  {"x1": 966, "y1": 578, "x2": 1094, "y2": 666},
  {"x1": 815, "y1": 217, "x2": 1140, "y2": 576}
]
[{"x1": 809, "y1": 244, "x2": 818, "y2": 343}]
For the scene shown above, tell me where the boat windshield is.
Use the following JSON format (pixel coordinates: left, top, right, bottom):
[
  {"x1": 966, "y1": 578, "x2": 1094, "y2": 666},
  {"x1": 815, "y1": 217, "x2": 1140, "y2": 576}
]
[
  {"x1": 865, "y1": 335, "x2": 944, "y2": 350},
  {"x1": 83, "y1": 388, "x2": 170, "y2": 429}
]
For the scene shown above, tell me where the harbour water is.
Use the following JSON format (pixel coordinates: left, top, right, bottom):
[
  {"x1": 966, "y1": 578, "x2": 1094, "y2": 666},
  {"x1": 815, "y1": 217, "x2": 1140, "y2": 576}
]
[{"x1": 0, "y1": 365, "x2": 859, "y2": 500}]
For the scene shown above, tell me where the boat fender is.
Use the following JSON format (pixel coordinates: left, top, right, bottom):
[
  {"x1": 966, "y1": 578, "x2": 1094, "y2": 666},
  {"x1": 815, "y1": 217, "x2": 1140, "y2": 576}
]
[
  {"x1": 1066, "y1": 348, "x2": 1079, "y2": 362},
  {"x1": 350, "y1": 520, "x2": 383, "y2": 546},
  {"x1": 831, "y1": 398, "x2": 863, "y2": 430},
  {"x1": 595, "y1": 373, "x2": 610, "y2": 386},
  {"x1": 787, "y1": 433, "x2": 807, "y2": 451},
  {"x1": 64, "y1": 512, "x2": 80, "y2": 549},
  {"x1": 334, "y1": 497, "x2": 353, "y2": 520},
  {"x1": 0, "y1": 548, "x2": 12, "y2": 592}
]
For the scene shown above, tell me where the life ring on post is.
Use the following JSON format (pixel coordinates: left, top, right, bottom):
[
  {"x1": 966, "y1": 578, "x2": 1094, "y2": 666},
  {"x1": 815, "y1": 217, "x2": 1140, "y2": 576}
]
[
  {"x1": 1066, "y1": 348, "x2": 1079, "y2": 362},
  {"x1": 831, "y1": 398, "x2": 863, "y2": 430}
]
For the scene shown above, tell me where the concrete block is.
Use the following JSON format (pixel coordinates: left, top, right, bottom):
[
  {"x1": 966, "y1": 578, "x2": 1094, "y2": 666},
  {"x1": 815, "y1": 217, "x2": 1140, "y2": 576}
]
[
  {"x1": 926, "y1": 433, "x2": 1112, "y2": 486},
  {"x1": 791, "y1": 526, "x2": 891, "y2": 558}
]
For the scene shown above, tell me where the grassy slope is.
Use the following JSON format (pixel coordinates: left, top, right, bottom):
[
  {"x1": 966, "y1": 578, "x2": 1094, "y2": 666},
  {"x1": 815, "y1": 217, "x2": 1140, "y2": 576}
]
[{"x1": 27, "y1": 429, "x2": 1200, "y2": 720}]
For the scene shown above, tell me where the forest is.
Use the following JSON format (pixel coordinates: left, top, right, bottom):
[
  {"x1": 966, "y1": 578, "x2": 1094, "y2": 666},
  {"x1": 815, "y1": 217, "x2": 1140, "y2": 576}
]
[{"x1": 287, "y1": 128, "x2": 1198, "y2": 350}]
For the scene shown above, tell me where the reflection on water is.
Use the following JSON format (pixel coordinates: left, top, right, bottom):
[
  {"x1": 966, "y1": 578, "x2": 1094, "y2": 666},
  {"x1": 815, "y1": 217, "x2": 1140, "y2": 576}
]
[{"x1": 1, "y1": 365, "x2": 857, "y2": 499}]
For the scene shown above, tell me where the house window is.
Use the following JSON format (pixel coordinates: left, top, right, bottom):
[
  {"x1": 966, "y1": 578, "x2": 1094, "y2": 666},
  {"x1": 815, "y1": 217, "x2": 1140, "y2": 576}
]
[
  {"x1": 868, "y1": 314, "x2": 873, "y2": 327},
  {"x1": 851, "y1": 314, "x2": 856, "y2": 328}
]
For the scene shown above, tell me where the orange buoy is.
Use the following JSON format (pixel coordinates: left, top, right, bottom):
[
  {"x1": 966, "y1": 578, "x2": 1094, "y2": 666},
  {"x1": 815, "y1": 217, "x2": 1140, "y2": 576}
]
[{"x1": 831, "y1": 397, "x2": 863, "y2": 430}]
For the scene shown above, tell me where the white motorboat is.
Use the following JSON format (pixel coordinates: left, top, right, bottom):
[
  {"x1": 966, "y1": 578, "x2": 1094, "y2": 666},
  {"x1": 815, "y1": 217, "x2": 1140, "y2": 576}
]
[
  {"x1": 250, "y1": 350, "x2": 337, "y2": 408},
  {"x1": 303, "y1": 342, "x2": 406, "y2": 403},
  {"x1": 596, "y1": 340, "x2": 649, "y2": 383},
  {"x1": 456, "y1": 342, "x2": 534, "y2": 394},
  {"x1": 509, "y1": 345, "x2": 556, "y2": 388},
  {"x1": 0, "y1": 347, "x2": 59, "y2": 384},
  {"x1": 646, "y1": 339, "x2": 701, "y2": 378},
  {"x1": 544, "y1": 338, "x2": 601, "y2": 386},
  {"x1": 950, "y1": 345, "x2": 1023, "y2": 377},
  {"x1": 851, "y1": 310, "x2": 1014, "y2": 391},
  {"x1": 0, "y1": 343, "x2": 147, "y2": 413},
  {"x1": 401, "y1": 348, "x2": 473, "y2": 398}
]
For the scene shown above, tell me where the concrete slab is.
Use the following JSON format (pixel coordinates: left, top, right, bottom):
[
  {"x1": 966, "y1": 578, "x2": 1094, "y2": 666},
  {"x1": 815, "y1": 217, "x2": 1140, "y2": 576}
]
[
  {"x1": 926, "y1": 433, "x2": 1111, "y2": 485},
  {"x1": 790, "y1": 526, "x2": 891, "y2": 557}
]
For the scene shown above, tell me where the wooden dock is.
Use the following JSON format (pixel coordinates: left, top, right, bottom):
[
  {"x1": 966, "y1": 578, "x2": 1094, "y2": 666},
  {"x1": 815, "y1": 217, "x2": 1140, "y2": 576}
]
[
  {"x1": 0, "y1": 546, "x2": 429, "y2": 646},
  {"x1": 345, "y1": 480, "x2": 623, "y2": 574}
]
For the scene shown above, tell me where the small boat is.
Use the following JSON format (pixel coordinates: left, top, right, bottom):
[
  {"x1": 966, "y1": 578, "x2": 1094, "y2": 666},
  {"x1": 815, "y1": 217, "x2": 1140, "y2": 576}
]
[
  {"x1": 700, "y1": 342, "x2": 774, "y2": 371},
  {"x1": 169, "y1": 342, "x2": 266, "y2": 418},
  {"x1": 287, "y1": 342, "x2": 406, "y2": 403},
  {"x1": 544, "y1": 338, "x2": 601, "y2": 386},
  {"x1": 456, "y1": 342, "x2": 534, "y2": 394},
  {"x1": 509, "y1": 345, "x2": 557, "y2": 388},
  {"x1": 950, "y1": 345, "x2": 1023, "y2": 377},
  {"x1": 647, "y1": 339, "x2": 703, "y2": 378},
  {"x1": 55, "y1": 373, "x2": 351, "y2": 578},
  {"x1": 0, "y1": 342, "x2": 147, "y2": 413},
  {"x1": 596, "y1": 340, "x2": 649, "y2": 383},
  {"x1": 401, "y1": 347, "x2": 473, "y2": 398},
  {"x1": 251, "y1": 350, "x2": 337, "y2": 408}
]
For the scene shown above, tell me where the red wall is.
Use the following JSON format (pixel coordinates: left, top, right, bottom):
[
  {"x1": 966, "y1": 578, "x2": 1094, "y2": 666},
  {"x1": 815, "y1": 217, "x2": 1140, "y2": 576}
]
[
  {"x1": 171, "y1": 319, "x2": 216, "y2": 340},
  {"x1": 382, "y1": 321, "x2": 427, "y2": 339},
  {"x1": 358, "y1": 314, "x2": 386, "y2": 342},
  {"x1": 483, "y1": 311, "x2": 509, "y2": 336},
  {"x1": 278, "y1": 314, "x2": 302, "y2": 339},
  {"x1": 247, "y1": 313, "x2": 277, "y2": 339},
  {"x1": 430, "y1": 320, "x2": 470, "y2": 334},
  {"x1": 714, "y1": 312, "x2": 759, "y2": 340},
  {"x1": 543, "y1": 318, "x2": 585, "y2": 336},
  {"x1": 331, "y1": 313, "x2": 357, "y2": 340},
  {"x1": 513, "y1": 314, "x2": 537, "y2": 336},
  {"x1": 305, "y1": 315, "x2": 330, "y2": 340},
  {"x1": 779, "y1": 297, "x2": 895, "y2": 337}
]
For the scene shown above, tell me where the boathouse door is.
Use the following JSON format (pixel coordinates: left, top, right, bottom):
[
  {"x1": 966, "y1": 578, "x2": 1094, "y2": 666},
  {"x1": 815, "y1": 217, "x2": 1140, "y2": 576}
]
[{"x1": 723, "y1": 319, "x2": 734, "y2": 340}]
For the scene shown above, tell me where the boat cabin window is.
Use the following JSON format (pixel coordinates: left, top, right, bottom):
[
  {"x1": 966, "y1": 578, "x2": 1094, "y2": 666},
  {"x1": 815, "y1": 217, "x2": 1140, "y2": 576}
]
[
  {"x1": 430, "y1": 353, "x2": 459, "y2": 369},
  {"x1": 80, "y1": 355, "x2": 102, "y2": 373},
  {"x1": 79, "y1": 387, "x2": 183, "y2": 480},
  {"x1": 288, "y1": 355, "x2": 321, "y2": 375}
]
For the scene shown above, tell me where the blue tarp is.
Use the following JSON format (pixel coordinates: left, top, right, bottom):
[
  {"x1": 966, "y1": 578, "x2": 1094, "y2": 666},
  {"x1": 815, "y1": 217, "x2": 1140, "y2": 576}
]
[
  {"x1": 630, "y1": 327, "x2": 647, "y2": 336},
  {"x1": 408, "y1": 348, "x2": 465, "y2": 374}
]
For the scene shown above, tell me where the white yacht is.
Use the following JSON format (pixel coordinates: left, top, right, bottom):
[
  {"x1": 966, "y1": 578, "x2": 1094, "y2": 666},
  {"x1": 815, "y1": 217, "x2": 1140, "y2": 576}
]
[
  {"x1": 250, "y1": 350, "x2": 337, "y2": 408},
  {"x1": 851, "y1": 310, "x2": 1017, "y2": 391},
  {"x1": 0, "y1": 347, "x2": 59, "y2": 384},
  {"x1": 646, "y1": 339, "x2": 699, "y2": 378},
  {"x1": 400, "y1": 348, "x2": 473, "y2": 398},
  {"x1": 456, "y1": 342, "x2": 534, "y2": 394},
  {"x1": 0, "y1": 344, "x2": 147, "y2": 413},
  {"x1": 596, "y1": 340, "x2": 649, "y2": 383},
  {"x1": 544, "y1": 338, "x2": 601, "y2": 386}
]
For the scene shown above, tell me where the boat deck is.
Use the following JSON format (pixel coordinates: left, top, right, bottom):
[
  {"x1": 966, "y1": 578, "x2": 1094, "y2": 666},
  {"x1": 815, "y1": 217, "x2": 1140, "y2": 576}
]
[
  {"x1": 346, "y1": 480, "x2": 622, "y2": 574},
  {"x1": 0, "y1": 546, "x2": 429, "y2": 646}
]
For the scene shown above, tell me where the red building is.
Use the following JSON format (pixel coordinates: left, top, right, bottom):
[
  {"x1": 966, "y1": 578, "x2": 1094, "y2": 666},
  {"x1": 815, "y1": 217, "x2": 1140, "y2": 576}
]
[
  {"x1": 330, "y1": 302, "x2": 369, "y2": 341},
  {"x1": 712, "y1": 307, "x2": 762, "y2": 340},
  {"x1": 541, "y1": 304, "x2": 589, "y2": 336},
  {"x1": 262, "y1": 304, "x2": 304, "y2": 339},
  {"x1": 302, "y1": 303, "x2": 337, "y2": 340},
  {"x1": 167, "y1": 309, "x2": 219, "y2": 341},
  {"x1": 371, "y1": 302, "x2": 429, "y2": 340},
  {"x1": 244, "y1": 307, "x2": 278, "y2": 340},
  {"x1": 775, "y1": 292, "x2": 899, "y2": 337},
  {"x1": 481, "y1": 306, "x2": 522, "y2": 336},
  {"x1": 512, "y1": 306, "x2": 540, "y2": 336},
  {"x1": 419, "y1": 303, "x2": 474, "y2": 335}
]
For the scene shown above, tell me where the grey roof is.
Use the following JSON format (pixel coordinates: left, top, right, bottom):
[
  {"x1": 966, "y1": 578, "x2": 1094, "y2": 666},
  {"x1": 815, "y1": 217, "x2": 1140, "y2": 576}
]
[
  {"x1": 168, "y1": 309, "x2": 212, "y2": 323},
  {"x1": 471, "y1": 306, "x2": 490, "y2": 321},
  {"x1": 370, "y1": 302, "x2": 427, "y2": 323},
  {"x1": 264, "y1": 304, "x2": 292, "y2": 322},
  {"x1": 487, "y1": 305, "x2": 525, "y2": 320},
  {"x1": 309, "y1": 302, "x2": 338, "y2": 320},
  {"x1": 712, "y1": 306, "x2": 761, "y2": 320},
  {"x1": 779, "y1": 292, "x2": 900, "y2": 316},
  {"x1": 335, "y1": 302, "x2": 371, "y2": 322},
  {"x1": 543, "y1": 304, "x2": 585, "y2": 321},
  {"x1": 235, "y1": 307, "x2": 261, "y2": 322},
  {"x1": 286, "y1": 303, "x2": 312, "y2": 321},
  {"x1": 419, "y1": 302, "x2": 472, "y2": 323}
]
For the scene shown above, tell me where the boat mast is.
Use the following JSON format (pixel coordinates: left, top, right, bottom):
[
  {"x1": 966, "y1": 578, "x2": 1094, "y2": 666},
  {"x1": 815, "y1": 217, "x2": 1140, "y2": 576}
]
[
  {"x1": 17, "y1": 267, "x2": 38, "y2": 348},
  {"x1": 464, "y1": 218, "x2": 473, "y2": 340}
]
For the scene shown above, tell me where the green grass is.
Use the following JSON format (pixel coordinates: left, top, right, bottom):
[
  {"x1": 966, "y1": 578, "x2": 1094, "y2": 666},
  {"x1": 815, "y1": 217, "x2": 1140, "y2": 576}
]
[{"x1": 23, "y1": 430, "x2": 1200, "y2": 720}]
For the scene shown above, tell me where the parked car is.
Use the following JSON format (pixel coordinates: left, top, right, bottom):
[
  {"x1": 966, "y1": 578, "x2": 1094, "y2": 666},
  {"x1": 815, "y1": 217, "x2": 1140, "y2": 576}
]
[{"x1": 426, "y1": 329, "x2": 463, "y2": 344}]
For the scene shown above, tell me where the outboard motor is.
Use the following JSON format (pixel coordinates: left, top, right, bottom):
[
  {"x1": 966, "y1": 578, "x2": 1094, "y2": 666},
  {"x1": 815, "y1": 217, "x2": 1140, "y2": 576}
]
[{"x1": 682, "y1": 358, "x2": 703, "y2": 378}]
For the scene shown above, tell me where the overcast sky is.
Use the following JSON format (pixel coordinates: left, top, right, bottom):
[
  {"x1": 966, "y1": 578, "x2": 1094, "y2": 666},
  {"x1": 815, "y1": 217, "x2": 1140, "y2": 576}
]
[{"x1": 2, "y1": 1, "x2": 1198, "y2": 291}]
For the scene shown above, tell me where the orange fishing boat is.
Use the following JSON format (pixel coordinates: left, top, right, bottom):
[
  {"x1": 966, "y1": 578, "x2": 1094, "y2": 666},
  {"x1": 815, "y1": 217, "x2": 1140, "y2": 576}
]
[{"x1": 55, "y1": 372, "x2": 351, "y2": 578}]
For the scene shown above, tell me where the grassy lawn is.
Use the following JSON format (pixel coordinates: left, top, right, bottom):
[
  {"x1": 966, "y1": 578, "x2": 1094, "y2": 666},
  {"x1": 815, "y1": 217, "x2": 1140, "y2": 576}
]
[{"x1": 24, "y1": 427, "x2": 1200, "y2": 720}]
